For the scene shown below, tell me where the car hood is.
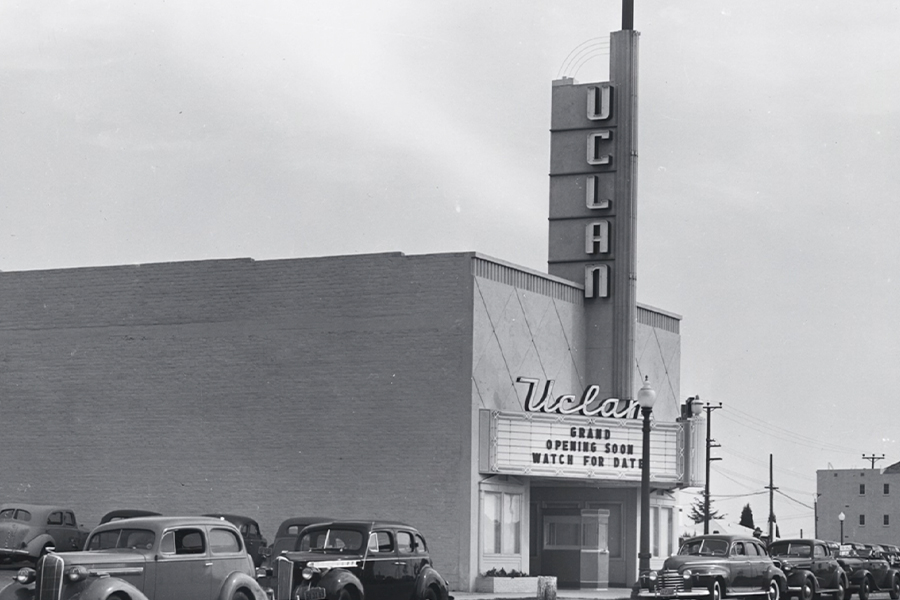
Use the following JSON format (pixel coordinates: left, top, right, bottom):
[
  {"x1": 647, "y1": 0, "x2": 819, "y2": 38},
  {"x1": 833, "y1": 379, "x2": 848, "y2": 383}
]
[
  {"x1": 662, "y1": 555, "x2": 725, "y2": 572},
  {"x1": 281, "y1": 551, "x2": 365, "y2": 568},
  {"x1": 48, "y1": 550, "x2": 148, "y2": 568},
  {"x1": 771, "y1": 556, "x2": 810, "y2": 567},
  {"x1": 0, "y1": 521, "x2": 34, "y2": 550}
]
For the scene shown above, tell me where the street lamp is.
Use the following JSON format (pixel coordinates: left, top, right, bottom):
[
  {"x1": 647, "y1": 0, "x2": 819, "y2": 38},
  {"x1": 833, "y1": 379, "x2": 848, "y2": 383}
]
[
  {"x1": 839, "y1": 511, "x2": 845, "y2": 542},
  {"x1": 638, "y1": 376, "x2": 657, "y2": 574}
]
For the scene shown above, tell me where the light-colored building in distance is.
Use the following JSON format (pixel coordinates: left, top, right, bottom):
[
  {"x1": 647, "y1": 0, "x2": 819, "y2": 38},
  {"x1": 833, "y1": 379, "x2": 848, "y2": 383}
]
[{"x1": 816, "y1": 461, "x2": 900, "y2": 545}]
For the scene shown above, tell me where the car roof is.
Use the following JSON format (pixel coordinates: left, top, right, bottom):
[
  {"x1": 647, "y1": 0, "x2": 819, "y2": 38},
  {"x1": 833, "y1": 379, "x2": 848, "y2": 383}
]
[
  {"x1": 770, "y1": 538, "x2": 828, "y2": 544},
  {"x1": 91, "y1": 515, "x2": 238, "y2": 534},
  {"x1": 100, "y1": 510, "x2": 162, "y2": 523},
  {"x1": 301, "y1": 520, "x2": 416, "y2": 531},
  {"x1": 275, "y1": 517, "x2": 334, "y2": 536},
  {"x1": 0, "y1": 503, "x2": 73, "y2": 516},
  {"x1": 202, "y1": 513, "x2": 260, "y2": 526}
]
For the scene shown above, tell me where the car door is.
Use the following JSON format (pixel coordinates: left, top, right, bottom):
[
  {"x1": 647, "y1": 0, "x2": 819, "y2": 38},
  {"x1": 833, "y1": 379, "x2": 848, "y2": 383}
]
[
  {"x1": 208, "y1": 526, "x2": 250, "y2": 596},
  {"x1": 394, "y1": 529, "x2": 420, "y2": 599},
  {"x1": 155, "y1": 527, "x2": 214, "y2": 600},
  {"x1": 744, "y1": 540, "x2": 770, "y2": 592},
  {"x1": 812, "y1": 542, "x2": 838, "y2": 590},
  {"x1": 44, "y1": 511, "x2": 73, "y2": 551},
  {"x1": 363, "y1": 530, "x2": 401, "y2": 600},
  {"x1": 729, "y1": 541, "x2": 751, "y2": 592}
]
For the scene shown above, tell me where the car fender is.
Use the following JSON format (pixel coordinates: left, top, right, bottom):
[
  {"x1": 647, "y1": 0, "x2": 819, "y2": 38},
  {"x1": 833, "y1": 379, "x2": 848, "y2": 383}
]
[
  {"x1": 848, "y1": 569, "x2": 871, "y2": 585},
  {"x1": 0, "y1": 580, "x2": 33, "y2": 600},
  {"x1": 214, "y1": 570, "x2": 269, "y2": 600},
  {"x1": 785, "y1": 568, "x2": 816, "y2": 590},
  {"x1": 319, "y1": 568, "x2": 365, "y2": 600},
  {"x1": 25, "y1": 534, "x2": 55, "y2": 557},
  {"x1": 415, "y1": 566, "x2": 449, "y2": 600},
  {"x1": 70, "y1": 577, "x2": 149, "y2": 600}
]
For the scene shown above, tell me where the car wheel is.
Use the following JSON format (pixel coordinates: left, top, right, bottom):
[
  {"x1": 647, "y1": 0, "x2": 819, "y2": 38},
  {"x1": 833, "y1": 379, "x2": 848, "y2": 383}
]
[
  {"x1": 709, "y1": 580, "x2": 723, "y2": 600},
  {"x1": 858, "y1": 578, "x2": 870, "y2": 600},
  {"x1": 337, "y1": 588, "x2": 355, "y2": 600},
  {"x1": 766, "y1": 579, "x2": 780, "y2": 600},
  {"x1": 232, "y1": 592, "x2": 250, "y2": 600},
  {"x1": 422, "y1": 587, "x2": 439, "y2": 600},
  {"x1": 834, "y1": 577, "x2": 846, "y2": 600},
  {"x1": 800, "y1": 576, "x2": 815, "y2": 600},
  {"x1": 890, "y1": 574, "x2": 900, "y2": 600}
]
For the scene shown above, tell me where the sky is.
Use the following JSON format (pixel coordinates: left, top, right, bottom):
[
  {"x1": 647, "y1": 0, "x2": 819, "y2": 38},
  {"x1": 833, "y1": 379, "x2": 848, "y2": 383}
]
[{"x1": 2, "y1": 1, "x2": 899, "y2": 539}]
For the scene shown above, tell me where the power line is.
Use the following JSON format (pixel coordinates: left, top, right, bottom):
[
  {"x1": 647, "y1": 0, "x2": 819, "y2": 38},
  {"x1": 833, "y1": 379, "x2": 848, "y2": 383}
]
[{"x1": 719, "y1": 406, "x2": 859, "y2": 454}]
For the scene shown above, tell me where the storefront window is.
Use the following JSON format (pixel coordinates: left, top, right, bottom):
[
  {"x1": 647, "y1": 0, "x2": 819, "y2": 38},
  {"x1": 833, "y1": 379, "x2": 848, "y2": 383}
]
[
  {"x1": 543, "y1": 516, "x2": 582, "y2": 549},
  {"x1": 483, "y1": 491, "x2": 521, "y2": 554}
]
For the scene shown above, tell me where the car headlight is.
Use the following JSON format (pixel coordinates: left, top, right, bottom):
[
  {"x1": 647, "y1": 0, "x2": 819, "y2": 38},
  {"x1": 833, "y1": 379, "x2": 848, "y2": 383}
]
[
  {"x1": 301, "y1": 566, "x2": 319, "y2": 580},
  {"x1": 682, "y1": 569, "x2": 692, "y2": 579},
  {"x1": 66, "y1": 566, "x2": 89, "y2": 582},
  {"x1": 648, "y1": 572, "x2": 658, "y2": 581},
  {"x1": 16, "y1": 568, "x2": 36, "y2": 585}
]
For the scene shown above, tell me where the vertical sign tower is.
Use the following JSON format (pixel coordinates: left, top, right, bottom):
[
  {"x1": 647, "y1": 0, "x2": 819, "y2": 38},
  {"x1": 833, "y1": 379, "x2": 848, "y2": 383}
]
[{"x1": 548, "y1": 19, "x2": 639, "y2": 403}]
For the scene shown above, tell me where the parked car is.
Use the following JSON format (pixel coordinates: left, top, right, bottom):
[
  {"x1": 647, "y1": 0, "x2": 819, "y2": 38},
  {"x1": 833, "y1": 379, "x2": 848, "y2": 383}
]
[
  {"x1": 0, "y1": 515, "x2": 268, "y2": 600},
  {"x1": 267, "y1": 516, "x2": 333, "y2": 563},
  {"x1": 833, "y1": 541, "x2": 900, "y2": 600},
  {"x1": 637, "y1": 534, "x2": 786, "y2": 600},
  {"x1": 882, "y1": 544, "x2": 900, "y2": 568},
  {"x1": 99, "y1": 509, "x2": 162, "y2": 524},
  {"x1": 271, "y1": 520, "x2": 451, "y2": 600},
  {"x1": 768, "y1": 538, "x2": 847, "y2": 600},
  {"x1": 203, "y1": 513, "x2": 268, "y2": 567},
  {"x1": 0, "y1": 503, "x2": 89, "y2": 563}
]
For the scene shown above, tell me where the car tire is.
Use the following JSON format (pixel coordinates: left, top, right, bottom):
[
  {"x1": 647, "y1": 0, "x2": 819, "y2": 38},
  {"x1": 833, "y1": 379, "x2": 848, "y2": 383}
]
[
  {"x1": 337, "y1": 588, "x2": 355, "y2": 600},
  {"x1": 890, "y1": 574, "x2": 900, "y2": 600},
  {"x1": 834, "y1": 577, "x2": 846, "y2": 600},
  {"x1": 766, "y1": 579, "x2": 780, "y2": 600},
  {"x1": 800, "y1": 576, "x2": 815, "y2": 600},
  {"x1": 710, "y1": 580, "x2": 723, "y2": 600},
  {"x1": 858, "y1": 578, "x2": 870, "y2": 600},
  {"x1": 422, "y1": 587, "x2": 439, "y2": 600},
  {"x1": 232, "y1": 592, "x2": 250, "y2": 600}
]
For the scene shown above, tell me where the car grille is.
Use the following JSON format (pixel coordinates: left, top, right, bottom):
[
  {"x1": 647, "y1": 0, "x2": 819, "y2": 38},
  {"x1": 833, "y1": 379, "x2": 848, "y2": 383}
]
[
  {"x1": 656, "y1": 570, "x2": 686, "y2": 593},
  {"x1": 275, "y1": 557, "x2": 294, "y2": 600},
  {"x1": 36, "y1": 554, "x2": 65, "y2": 600}
]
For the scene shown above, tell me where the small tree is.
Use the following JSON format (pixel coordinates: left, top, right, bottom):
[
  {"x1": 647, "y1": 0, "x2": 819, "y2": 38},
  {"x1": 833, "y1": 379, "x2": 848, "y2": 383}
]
[
  {"x1": 687, "y1": 493, "x2": 725, "y2": 524},
  {"x1": 740, "y1": 504, "x2": 755, "y2": 530}
]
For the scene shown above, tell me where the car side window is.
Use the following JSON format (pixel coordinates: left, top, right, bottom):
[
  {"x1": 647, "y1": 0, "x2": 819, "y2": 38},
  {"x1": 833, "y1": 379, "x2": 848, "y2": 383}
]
[
  {"x1": 161, "y1": 528, "x2": 206, "y2": 555},
  {"x1": 47, "y1": 512, "x2": 63, "y2": 525},
  {"x1": 210, "y1": 528, "x2": 242, "y2": 554},
  {"x1": 397, "y1": 531, "x2": 415, "y2": 554},
  {"x1": 745, "y1": 542, "x2": 759, "y2": 556},
  {"x1": 368, "y1": 531, "x2": 394, "y2": 553},
  {"x1": 64, "y1": 512, "x2": 76, "y2": 527},
  {"x1": 248, "y1": 523, "x2": 260, "y2": 536},
  {"x1": 814, "y1": 545, "x2": 826, "y2": 558},
  {"x1": 732, "y1": 542, "x2": 745, "y2": 556},
  {"x1": 414, "y1": 534, "x2": 428, "y2": 554}
]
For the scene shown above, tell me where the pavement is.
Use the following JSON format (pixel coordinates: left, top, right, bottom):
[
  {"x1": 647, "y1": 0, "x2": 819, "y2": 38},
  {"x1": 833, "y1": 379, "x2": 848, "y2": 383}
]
[{"x1": 451, "y1": 588, "x2": 633, "y2": 600}]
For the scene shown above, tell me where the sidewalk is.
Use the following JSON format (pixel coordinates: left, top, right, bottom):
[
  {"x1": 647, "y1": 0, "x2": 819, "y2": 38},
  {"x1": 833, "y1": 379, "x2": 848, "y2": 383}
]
[{"x1": 452, "y1": 588, "x2": 633, "y2": 600}]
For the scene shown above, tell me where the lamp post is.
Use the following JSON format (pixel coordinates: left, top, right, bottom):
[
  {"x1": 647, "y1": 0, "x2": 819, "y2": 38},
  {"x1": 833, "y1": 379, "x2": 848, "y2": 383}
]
[
  {"x1": 638, "y1": 376, "x2": 657, "y2": 575},
  {"x1": 839, "y1": 511, "x2": 845, "y2": 542}
]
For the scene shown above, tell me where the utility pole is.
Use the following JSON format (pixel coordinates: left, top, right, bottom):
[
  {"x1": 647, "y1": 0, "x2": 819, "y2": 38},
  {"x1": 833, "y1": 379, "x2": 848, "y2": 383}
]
[
  {"x1": 767, "y1": 454, "x2": 778, "y2": 541},
  {"x1": 863, "y1": 454, "x2": 885, "y2": 469},
  {"x1": 703, "y1": 400, "x2": 723, "y2": 534}
]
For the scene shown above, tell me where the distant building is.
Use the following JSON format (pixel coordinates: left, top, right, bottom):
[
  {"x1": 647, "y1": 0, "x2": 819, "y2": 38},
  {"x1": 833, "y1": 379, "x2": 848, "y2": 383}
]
[{"x1": 816, "y1": 461, "x2": 900, "y2": 544}]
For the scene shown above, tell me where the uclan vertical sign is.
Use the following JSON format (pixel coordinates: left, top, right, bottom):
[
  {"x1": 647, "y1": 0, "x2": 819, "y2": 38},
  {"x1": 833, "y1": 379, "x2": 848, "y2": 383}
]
[{"x1": 546, "y1": 29, "x2": 640, "y2": 403}]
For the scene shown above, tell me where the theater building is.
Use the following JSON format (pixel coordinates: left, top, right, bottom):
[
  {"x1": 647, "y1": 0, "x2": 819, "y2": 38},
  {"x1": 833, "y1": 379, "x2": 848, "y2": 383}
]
[{"x1": 0, "y1": 27, "x2": 703, "y2": 591}]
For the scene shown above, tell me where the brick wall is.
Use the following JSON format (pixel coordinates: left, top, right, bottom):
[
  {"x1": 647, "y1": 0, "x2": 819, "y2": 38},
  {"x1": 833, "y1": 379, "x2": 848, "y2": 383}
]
[{"x1": 0, "y1": 252, "x2": 475, "y2": 587}]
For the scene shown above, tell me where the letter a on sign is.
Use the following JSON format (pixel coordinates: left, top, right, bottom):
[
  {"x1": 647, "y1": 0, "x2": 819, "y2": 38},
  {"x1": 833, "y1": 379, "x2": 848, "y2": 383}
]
[{"x1": 584, "y1": 264, "x2": 609, "y2": 299}]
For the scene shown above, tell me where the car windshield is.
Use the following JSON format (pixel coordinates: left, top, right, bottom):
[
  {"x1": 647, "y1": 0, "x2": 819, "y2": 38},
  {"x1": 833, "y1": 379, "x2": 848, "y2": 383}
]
[
  {"x1": 769, "y1": 542, "x2": 811, "y2": 557},
  {"x1": 679, "y1": 539, "x2": 729, "y2": 556},
  {"x1": 87, "y1": 528, "x2": 156, "y2": 551},
  {"x1": 0, "y1": 509, "x2": 32, "y2": 522},
  {"x1": 297, "y1": 528, "x2": 364, "y2": 553}
]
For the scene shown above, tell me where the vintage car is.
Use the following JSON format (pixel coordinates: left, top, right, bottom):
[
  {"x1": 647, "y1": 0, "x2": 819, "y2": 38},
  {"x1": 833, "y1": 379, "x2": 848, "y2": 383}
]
[
  {"x1": 833, "y1": 541, "x2": 900, "y2": 600},
  {"x1": 0, "y1": 516, "x2": 268, "y2": 600},
  {"x1": 882, "y1": 544, "x2": 900, "y2": 568},
  {"x1": 767, "y1": 538, "x2": 847, "y2": 600},
  {"x1": 270, "y1": 520, "x2": 451, "y2": 600},
  {"x1": 204, "y1": 514, "x2": 269, "y2": 567},
  {"x1": 0, "y1": 503, "x2": 90, "y2": 563},
  {"x1": 637, "y1": 534, "x2": 786, "y2": 600},
  {"x1": 99, "y1": 509, "x2": 161, "y2": 524}
]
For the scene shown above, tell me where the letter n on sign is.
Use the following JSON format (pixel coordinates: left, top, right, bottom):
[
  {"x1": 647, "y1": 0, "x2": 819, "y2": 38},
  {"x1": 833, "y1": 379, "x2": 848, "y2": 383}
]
[{"x1": 584, "y1": 264, "x2": 609, "y2": 299}]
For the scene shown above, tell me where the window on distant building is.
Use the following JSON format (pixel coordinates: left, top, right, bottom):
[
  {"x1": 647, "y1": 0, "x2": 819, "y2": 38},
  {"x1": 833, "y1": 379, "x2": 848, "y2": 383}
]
[
  {"x1": 885, "y1": 483, "x2": 891, "y2": 495},
  {"x1": 860, "y1": 514, "x2": 866, "y2": 526},
  {"x1": 860, "y1": 484, "x2": 866, "y2": 495},
  {"x1": 885, "y1": 515, "x2": 890, "y2": 526}
]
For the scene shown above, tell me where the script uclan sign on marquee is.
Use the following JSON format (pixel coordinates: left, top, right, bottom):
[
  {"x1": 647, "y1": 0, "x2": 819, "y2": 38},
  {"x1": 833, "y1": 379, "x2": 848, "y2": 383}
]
[{"x1": 479, "y1": 378, "x2": 684, "y2": 482}]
